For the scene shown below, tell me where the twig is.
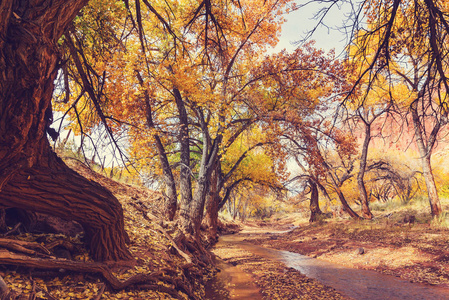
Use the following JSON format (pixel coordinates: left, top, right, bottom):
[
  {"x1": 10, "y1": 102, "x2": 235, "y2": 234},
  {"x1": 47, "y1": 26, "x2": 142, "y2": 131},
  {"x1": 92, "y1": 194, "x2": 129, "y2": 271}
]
[
  {"x1": 93, "y1": 283, "x2": 105, "y2": 300},
  {"x1": 4, "y1": 223, "x2": 21, "y2": 236},
  {"x1": 27, "y1": 279, "x2": 36, "y2": 300},
  {"x1": 35, "y1": 284, "x2": 57, "y2": 300}
]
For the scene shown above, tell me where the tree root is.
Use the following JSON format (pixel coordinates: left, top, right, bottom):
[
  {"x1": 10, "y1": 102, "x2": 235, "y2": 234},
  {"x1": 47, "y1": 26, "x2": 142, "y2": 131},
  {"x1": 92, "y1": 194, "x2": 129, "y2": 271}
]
[
  {"x1": 0, "y1": 249, "x2": 195, "y2": 299},
  {"x1": 130, "y1": 201, "x2": 192, "y2": 264},
  {"x1": 0, "y1": 148, "x2": 132, "y2": 261},
  {"x1": 0, "y1": 238, "x2": 51, "y2": 257}
]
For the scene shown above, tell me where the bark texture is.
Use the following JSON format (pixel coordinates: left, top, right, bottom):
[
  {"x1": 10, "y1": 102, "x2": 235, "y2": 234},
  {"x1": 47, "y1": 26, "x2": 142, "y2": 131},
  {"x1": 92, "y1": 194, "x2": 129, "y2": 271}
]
[
  {"x1": 411, "y1": 101, "x2": 442, "y2": 216},
  {"x1": 174, "y1": 88, "x2": 193, "y2": 233},
  {"x1": 308, "y1": 180, "x2": 322, "y2": 223},
  {"x1": 204, "y1": 168, "x2": 219, "y2": 241},
  {"x1": 358, "y1": 123, "x2": 374, "y2": 219},
  {"x1": 0, "y1": 0, "x2": 131, "y2": 261}
]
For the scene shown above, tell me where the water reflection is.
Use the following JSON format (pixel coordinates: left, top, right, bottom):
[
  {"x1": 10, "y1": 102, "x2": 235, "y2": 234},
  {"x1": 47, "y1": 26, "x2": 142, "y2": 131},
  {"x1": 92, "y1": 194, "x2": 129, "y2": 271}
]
[
  {"x1": 278, "y1": 250, "x2": 449, "y2": 300},
  {"x1": 222, "y1": 234, "x2": 449, "y2": 300},
  {"x1": 205, "y1": 258, "x2": 263, "y2": 300}
]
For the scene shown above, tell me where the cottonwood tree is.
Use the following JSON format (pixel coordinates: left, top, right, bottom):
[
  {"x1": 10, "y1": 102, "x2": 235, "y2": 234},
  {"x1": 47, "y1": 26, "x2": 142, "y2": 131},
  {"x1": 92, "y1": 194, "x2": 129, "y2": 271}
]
[
  {"x1": 282, "y1": 100, "x2": 362, "y2": 220},
  {"x1": 63, "y1": 0, "x2": 351, "y2": 240},
  {"x1": 0, "y1": 0, "x2": 135, "y2": 262},
  {"x1": 347, "y1": 0, "x2": 449, "y2": 216},
  {"x1": 60, "y1": 0, "x2": 298, "y2": 239},
  {"x1": 344, "y1": 64, "x2": 396, "y2": 219}
]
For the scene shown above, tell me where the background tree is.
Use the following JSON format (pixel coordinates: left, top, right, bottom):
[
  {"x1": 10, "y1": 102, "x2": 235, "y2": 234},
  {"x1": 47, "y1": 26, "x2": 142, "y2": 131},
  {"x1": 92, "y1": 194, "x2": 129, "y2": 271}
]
[{"x1": 347, "y1": 0, "x2": 449, "y2": 216}]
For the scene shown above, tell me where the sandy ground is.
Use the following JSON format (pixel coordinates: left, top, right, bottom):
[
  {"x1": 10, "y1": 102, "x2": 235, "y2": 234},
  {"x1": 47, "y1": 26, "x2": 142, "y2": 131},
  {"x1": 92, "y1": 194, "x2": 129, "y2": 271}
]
[{"x1": 243, "y1": 218, "x2": 449, "y2": 287}]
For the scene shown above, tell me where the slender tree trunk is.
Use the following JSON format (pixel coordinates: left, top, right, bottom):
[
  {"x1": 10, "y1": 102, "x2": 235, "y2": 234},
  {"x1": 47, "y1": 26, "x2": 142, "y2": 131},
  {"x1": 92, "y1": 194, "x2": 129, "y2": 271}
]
[
  {"x1": 155, "y1": 135, "x2": 178, "y2": 221},
  {"x1": 411, "y1": 102, "x2": 442, "y2": 216},
  {"x1": 173, "y1": 89, "x2": 193, "y2": 232},
  {"x1": 0, "y1": 0, "x2": 131, "y2": 261},
  {"x1": 325, "y1": 167, "x2": 361, "y2": 219},
  {"x1": 358, "y1": 123, "x2": 374, "y2": 219},
  {"x1": 316, "y1": 147, "x2": 361, "y2": 220},
  {"x1": 137, "y1": 71, "x2": 177, "y2": 221},
  {"x1": 308, "y1": 179, "x2": 322, "y2": 223}
]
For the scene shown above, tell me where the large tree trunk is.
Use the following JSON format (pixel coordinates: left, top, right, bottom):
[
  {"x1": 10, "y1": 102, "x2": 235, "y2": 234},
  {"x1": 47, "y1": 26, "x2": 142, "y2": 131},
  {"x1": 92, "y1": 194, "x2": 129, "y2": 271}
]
[
  {"x1": 189, "y1": 145, "x2": 219, "y2": 238},
  {"x1": 308, "y1": 179, "x2": 322, "y2": 223},
  {"x1": 0, "y1": 209, "x2": 6, "y2": 232},
  {"x1": 0, "y1": 0, "x2": 131, "y2": 261},
  {"x1": 358, "y1": 123, "x2": 374, "y2": 219},
  {"x1": 0, "y1": 142, "x2": 131, "y2": 261}
]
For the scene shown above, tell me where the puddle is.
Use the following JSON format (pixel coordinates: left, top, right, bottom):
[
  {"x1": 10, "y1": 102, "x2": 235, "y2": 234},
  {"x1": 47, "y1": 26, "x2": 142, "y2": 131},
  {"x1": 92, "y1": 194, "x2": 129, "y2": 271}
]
[{"x1": 219, "y1": 234, "x2": 449, "y2": 300}]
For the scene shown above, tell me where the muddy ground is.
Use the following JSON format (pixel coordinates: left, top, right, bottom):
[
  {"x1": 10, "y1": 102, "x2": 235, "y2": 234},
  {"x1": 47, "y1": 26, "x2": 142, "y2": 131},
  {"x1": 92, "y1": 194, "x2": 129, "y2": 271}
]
[{"x1": 211, "y1": 231, "x2": 348, "y2": 300}]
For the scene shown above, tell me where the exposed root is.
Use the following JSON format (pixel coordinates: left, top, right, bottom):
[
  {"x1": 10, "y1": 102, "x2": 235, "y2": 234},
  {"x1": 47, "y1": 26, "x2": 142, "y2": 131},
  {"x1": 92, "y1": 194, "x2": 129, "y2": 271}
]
[
  {"x1": 130, "y1": 201, "x2": 192, "y2": 264},
  {"x1": 0, "y1": 249, "x2": 195, "y2": 299},
  {"x1": 0, "y1": 238, "x2": 51, "y2": 257}
]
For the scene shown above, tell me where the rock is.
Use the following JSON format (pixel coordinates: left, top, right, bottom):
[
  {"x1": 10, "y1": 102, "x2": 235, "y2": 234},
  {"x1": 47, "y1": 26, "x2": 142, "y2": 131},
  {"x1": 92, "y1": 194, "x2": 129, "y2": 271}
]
[
  {"x1": 403, "y1": 215, "x2": 416, "y2": 224},
  {"x1": 358, "y1": 247, "x2": 365, "y2": 255}
]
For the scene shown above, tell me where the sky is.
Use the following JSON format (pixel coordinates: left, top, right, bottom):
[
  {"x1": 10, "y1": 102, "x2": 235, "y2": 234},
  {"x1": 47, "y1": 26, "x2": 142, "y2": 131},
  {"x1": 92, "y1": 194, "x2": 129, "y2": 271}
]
[
  {"x1": 272, "y1": 1, "x2": 354, "y2": 55},
  {"x1": 273, "y1": 2, "x2": 355, "y2": 186}
]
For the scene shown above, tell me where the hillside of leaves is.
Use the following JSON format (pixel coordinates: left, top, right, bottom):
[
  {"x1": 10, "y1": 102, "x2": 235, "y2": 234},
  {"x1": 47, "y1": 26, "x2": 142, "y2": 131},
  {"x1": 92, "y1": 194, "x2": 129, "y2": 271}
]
[{"x1": 0, "y1": 157, "x2": 215, "y2": 300}]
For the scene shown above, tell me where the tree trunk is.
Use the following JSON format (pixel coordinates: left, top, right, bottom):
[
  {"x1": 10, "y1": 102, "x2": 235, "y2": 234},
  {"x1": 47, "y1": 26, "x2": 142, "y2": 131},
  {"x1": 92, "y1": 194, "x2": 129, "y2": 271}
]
[
  {"x1": 138, "y1": 71, "x2": 177, "y2": 221},
  {"x1": 308, "y1": 180, "x2": 322, "y2": 222},
  {"x1": 1, "y1": 142, "x2": 131, "y2": 261},
  {"x1": 334, "y1": 185, "x2": 361, "y2": 219},
  {"x1": 358, "y1": 123, "x2": 374, "y2": 219},
  {"x1": 204, "y1": 168, "x2": 219, "y2": 241},
  {"x1": 316, "y1": 147, "x2": 361, "y2": 220},
  {"x1": 411, "y1": 101, "x2": 442, "y2": 216},
  {"x1": 173, "y1": 88, "x2": 193, "y2": 232},
  {"x1": 0, "y1": 0, "x2": 131, "y2": 261},
  {"x1": 421, "y1": 155, "x2": 441, "y2": 216}
]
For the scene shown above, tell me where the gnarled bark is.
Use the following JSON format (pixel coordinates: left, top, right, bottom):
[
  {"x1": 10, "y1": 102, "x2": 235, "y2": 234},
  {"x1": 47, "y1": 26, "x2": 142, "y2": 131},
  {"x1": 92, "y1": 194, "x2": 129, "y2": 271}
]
[
  {"x1": 0, "y1": 0, "x2": 131, "y2": 261},
  {"x1": 0, "y1": 142, "x2": 131, "y2": 261}
]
